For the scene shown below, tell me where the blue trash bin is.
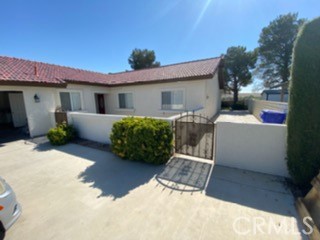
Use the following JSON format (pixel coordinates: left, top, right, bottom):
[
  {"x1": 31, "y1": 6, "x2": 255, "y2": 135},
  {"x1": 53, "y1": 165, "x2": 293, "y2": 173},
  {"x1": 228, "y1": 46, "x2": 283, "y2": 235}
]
[{"x1": 260, "y1": 110, "x2": 286, "y2": 124}]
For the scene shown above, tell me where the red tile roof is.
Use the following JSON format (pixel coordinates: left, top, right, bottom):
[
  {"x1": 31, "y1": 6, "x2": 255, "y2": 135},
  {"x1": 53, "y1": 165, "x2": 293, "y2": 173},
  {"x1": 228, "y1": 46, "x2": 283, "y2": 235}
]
[{"x1": 0, "y1": 56, "x2": 222, "y2": 87}]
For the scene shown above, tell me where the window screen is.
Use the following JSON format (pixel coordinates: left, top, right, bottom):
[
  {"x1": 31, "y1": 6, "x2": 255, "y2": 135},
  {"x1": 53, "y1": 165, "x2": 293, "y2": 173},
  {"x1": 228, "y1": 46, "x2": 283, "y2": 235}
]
[
  {"x1": 118, "y1": 93, "x2": 133, "y2": 109},
  {"x1": 71, "y1": 92, "x2": 81, "y2": 111},
  {"x1": 59, "y1": 92, "x2": 72, "y2": 111},
  {"x1": 161, "y1": 90, "x2": 184, "y2": 110},
  {"x1": 59, "y1": 92, "x2": 82, "y2": 111}
]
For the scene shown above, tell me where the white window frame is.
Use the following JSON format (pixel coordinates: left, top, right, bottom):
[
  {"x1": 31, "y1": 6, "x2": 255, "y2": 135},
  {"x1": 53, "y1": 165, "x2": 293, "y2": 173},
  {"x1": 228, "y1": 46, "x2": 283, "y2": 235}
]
[
  {"x1": 58, "y1": 90, "x2": 84, "y2": 112},
  {"x1": 160, "y1": 88, "x2": 185, "y2": 111},
  {"x1": 117, "y1": 92, "x2": 134, "y2": 110}
]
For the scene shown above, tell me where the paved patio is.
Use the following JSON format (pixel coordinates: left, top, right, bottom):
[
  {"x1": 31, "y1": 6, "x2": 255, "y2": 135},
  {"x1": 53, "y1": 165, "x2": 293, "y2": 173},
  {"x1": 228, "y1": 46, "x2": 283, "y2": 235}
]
[
  {"x1": 0, "y1": 140, "x2": 306, "y2": 240},
  {"x1": 215, "y1": 110, "x2": 261, "y2": 124}
]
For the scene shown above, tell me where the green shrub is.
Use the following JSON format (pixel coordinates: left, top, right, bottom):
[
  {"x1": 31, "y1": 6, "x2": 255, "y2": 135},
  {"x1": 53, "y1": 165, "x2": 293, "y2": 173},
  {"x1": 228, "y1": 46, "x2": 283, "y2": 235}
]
[
  {"x1": 221, "y1": 101, "x2": 232, "y2": 109},
  {"x1": 287, "y1": 17, "x2": 320, "y2": 188},
  {"x1": 231, "y1": 102, "x2": 247, "y2": 110},
  {"x1": 110, "y1": 117, "x2": 173, "y2": 164},
  {"x1": 47, "y1": 123, "x2": 77, "y2": 146},
  {"x1": 62, "y1": 124, "x2": 77, "y2": 142},
  {"x1": 221, "y1": 100, "x2": 248, "y2": 110}
]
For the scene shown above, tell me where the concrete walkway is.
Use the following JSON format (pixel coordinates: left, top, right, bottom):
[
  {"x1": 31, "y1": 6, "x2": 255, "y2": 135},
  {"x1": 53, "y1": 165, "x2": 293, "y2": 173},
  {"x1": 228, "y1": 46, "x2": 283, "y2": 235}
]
[
  {"x1": 0, "y1": 140, "x2": 305, "y2": 240},
  {"x1": 215, "y1": 110, "x2": 261, "y2": 124}
]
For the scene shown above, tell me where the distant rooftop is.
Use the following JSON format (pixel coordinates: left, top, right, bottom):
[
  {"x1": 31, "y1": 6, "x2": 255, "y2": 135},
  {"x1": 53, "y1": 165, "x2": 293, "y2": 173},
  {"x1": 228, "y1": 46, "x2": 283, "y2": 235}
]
[{"x1": 261, "y1": 89, "x2": 289, "y2": 95}]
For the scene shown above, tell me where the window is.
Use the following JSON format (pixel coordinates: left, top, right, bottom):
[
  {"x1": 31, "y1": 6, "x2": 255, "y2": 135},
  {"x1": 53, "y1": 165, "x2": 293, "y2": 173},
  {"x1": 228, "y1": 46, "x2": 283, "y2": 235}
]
[
  {"x1": 59, "y1": 92, "x2": 82, "y2": 111},
  {"x1": 118, "y1": 93, "x2": 133, "y2": 109},
  {"x1": 161, "y1": 90, "x2": 184, "y2": 110}
]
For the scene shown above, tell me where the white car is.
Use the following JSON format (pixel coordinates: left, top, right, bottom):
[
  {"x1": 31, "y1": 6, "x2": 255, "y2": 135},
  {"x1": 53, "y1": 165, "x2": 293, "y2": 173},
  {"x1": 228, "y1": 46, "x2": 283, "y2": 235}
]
[{"x1": 0, "y1": 177, "x2": 21, "y2": 239}]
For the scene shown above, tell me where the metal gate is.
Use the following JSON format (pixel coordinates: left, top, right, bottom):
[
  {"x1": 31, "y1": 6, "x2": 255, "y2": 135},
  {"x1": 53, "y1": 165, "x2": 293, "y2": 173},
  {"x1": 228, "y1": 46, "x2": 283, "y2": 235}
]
[
  {"x1": 55, "y1": 111, "x2": 68, "y2": 125},
  {"x1": 174, "y1": 112, "x2": 215, "y2": 160}
]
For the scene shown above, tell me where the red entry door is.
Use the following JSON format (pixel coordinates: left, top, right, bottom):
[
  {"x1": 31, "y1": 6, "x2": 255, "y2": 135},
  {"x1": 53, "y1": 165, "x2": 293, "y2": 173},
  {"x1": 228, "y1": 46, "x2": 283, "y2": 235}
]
[{"x1": 97, "y1": 94, "x2": 106, "y2": 114}]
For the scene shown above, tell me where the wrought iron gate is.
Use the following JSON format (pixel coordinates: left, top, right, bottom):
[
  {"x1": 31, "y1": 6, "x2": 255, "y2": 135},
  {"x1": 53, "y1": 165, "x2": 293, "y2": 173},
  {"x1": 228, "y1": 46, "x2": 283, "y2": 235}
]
[{"x1": 174, "y1": 112, "x2": 215, "y2": 160}]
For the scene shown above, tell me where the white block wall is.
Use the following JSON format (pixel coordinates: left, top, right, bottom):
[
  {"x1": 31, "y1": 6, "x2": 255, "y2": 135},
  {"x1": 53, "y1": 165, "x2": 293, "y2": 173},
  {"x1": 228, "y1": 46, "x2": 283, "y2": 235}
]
[
  {"x1": 215, "y1": 121, "x2": 289, "y2": 177},
  {"x1": 68, "y1": 112, "x2": 177, "y2": 144}
]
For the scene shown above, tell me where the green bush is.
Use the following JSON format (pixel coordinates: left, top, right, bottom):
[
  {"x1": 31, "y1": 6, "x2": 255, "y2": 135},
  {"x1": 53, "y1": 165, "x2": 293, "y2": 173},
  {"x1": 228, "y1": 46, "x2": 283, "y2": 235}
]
[
  {"x1": 110, "y1": 117, "x2": 173, "y2": 164},
  {"x1": 287, "y1": 17, "x2": 320, "y2": 188},
  {"x1": 221, "y1": 100, "x2": 248, "y2": 110},
  {"x1": 231, "y1": 102, "x2": 247, "y2": 110},
  {"x1": 63, "y1": 124, "x2": 77, "y2": 142},
  {"x1": 47, "y1": 123, "x2": 77, "y2": 146}
]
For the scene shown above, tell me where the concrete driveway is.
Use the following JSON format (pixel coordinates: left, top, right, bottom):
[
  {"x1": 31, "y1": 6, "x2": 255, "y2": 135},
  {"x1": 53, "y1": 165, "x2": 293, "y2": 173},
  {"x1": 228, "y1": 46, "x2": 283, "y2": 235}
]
[{"x1": 0, "y1": 139, "x2": 306, "y2": 240}]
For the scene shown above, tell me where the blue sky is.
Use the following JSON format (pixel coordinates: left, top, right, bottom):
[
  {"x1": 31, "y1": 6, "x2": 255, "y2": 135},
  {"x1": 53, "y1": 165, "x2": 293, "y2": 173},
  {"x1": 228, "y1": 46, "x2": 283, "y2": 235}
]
[{"x1": 0, "y1": 0, "x2": 319, "y2": 92}]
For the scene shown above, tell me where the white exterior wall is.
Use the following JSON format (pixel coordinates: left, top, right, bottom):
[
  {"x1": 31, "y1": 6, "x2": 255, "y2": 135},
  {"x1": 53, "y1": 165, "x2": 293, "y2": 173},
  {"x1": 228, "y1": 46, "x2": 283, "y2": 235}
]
[
  {"x1": 106, "y1": 75, "x2": 220, "y2": 118},
  {"x1": 215, "y1": 122, "x2": 289, "y2": 177},
  {"x1": 205, "y1": 74, "x2": 221, "y2": 118},
  {"x1": 106, "y1": 80, "x2": 206, "y2": 117},
  {"x1": 57, "y1": 84, "x2": 110, "y2": 113},
  {"x1": 0, "y1": 84, "x2": 111, "y2": 137},
  {"x1": 57, "y1": 77, "x2": 220, "y2": 118},
  {"x1": 0, "y1": 73, "x2": 221, "y2": 137},
  {"x1": 0, "y1": 86, "x2": 57, "y2": 137}
]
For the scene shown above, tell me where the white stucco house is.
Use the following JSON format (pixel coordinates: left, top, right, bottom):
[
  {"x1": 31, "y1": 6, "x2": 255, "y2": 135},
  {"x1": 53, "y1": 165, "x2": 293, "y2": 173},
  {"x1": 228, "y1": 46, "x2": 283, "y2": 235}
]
[{"x1": 0, "y1": 56, "x2": 224, "y2": 138}]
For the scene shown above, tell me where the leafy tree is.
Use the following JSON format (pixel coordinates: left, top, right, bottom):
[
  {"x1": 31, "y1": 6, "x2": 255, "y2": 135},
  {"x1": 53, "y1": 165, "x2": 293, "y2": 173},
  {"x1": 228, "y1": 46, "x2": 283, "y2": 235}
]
[
  {"x1": 287, "y1": 17, "x2": 320, "y2": 188},
  {"x1": 128, "y1": 48, "x2": 160, "y2": 70},
  {"x1": 257, "y1": 13, "x2": 305, "y2": 88},
  {"x1": 224, "y1": 46, "x2": 257, "y2": 105}
]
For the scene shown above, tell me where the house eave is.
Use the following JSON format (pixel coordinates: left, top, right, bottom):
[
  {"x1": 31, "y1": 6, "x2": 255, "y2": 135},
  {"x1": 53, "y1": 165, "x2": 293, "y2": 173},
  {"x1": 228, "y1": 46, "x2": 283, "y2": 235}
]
[
  {"x1": 0, "y1": 80, "x2": 67, "y2": 88},
  {"x1": 64, "y1": 80, "x2": 109, "y2": 87},
  {"x1": 106, "y1": 74, "x2": 215, "y2": 87}
]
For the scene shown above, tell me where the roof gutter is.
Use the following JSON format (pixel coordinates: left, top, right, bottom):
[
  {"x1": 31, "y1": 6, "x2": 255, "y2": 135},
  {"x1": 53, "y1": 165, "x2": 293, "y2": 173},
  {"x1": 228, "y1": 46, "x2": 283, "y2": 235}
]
[
  {"x1": 0, "y1": 80, "x2": 67, "y2": 88},
  {"x1": 106, "y1": 74, "x2": 214, "y2": 87}
]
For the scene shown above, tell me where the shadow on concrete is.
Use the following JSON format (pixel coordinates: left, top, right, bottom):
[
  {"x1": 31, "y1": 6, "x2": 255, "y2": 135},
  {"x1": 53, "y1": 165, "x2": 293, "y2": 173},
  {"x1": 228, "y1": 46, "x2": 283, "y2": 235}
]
[
  {"x1": 156, "y1": 157, "x2": 213, "y2": 192},
  {"x1": 31, "y1": 137, "x2": 110, "y2": 153},
  {"x1": 28, "y1": 136, "x2": 54, "y2": 152},
  {"x1": 218, "y1": 110, "x2": 251, "y2": 116},
  {"x1": 77, "y1": 154, "x2": 164, "y2": 200},
  {"x1": 30, "y1": 138, "x2": 298, "y2": 218},
  {"x1": 31, "y1": 139, "x2": 214, "y2": 197},
  {"x1": 0, "y1": 126, "x2": 28, "y2": 144},
  {"x1": 206, "y1": 165, "x2": 297, "y2": 217},
  {"x1": 32, "y1": 140, "x2": 165, "y2": 200}
]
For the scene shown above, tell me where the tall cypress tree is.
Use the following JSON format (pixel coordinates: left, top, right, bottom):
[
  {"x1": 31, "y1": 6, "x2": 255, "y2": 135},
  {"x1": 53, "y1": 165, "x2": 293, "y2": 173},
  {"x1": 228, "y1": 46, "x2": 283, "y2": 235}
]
[{"x1": 287, "y1": 17, "x2": 320, "y2": 188}]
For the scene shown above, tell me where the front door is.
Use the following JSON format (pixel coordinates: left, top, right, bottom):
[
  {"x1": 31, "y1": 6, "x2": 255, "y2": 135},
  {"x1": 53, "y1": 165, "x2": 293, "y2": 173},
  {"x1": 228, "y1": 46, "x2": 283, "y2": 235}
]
[
  {"x1": 8, "y1": 93, "x2": 27, "y2": 127},
  {"x1": 97, "y1": 94, "x2": 106, "y2": 114}
]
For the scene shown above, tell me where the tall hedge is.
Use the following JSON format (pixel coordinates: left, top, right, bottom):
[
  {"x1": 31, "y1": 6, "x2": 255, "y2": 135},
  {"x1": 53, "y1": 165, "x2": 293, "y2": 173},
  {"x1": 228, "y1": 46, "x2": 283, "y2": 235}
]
[
  {"x1": 110, "y1": 117, "x2": 173, "y2": 164},
  {"x1": 287, "y1": 17, "x2": 320, "y2": 187}
]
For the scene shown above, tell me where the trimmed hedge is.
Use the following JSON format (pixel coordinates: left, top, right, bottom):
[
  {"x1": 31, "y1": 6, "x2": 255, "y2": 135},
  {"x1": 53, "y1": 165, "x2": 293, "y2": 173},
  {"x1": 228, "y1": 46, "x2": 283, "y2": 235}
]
[
  {"x1": 221, "y1": 100, "x2": 248, "y2": 110},
  {"x1": 110, "y1": 117, "x2": 173, "y2": 164},
  {"x1": 287, "y1": 17, "x2": 320, "y2": 188},
  {"x1": 47, "y1": 123, "x2": 77, "y2": 146}
]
